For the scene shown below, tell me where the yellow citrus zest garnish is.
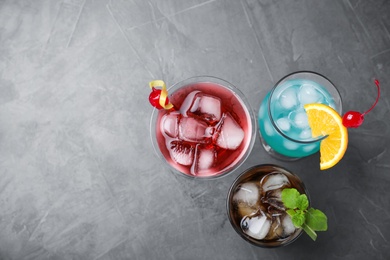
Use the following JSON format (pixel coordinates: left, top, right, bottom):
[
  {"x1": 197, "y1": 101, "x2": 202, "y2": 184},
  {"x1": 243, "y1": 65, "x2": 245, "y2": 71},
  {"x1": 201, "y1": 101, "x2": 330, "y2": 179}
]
[{"x1": 304, "y1": 103, "x2": 348, "y2": 170}]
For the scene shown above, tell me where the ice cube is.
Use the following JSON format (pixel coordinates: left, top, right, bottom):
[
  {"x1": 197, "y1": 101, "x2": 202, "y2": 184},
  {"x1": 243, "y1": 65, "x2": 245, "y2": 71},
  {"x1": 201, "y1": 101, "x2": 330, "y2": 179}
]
[
  {"x1": 265, "y1": 188, "x2": 282, "y2": 200},
  {"x1": 281, "y1": 214, "x2": 296, "y2": 236},
  {"x1": 196, "y1": 147, "x2": 215, "y2": 170},
  {"x1": 279, "y1": 87, "x2": 298, "y2": 109},
  {"x1": 161, "y1": 112, "x2": 180, "y2": 138},
  {"x1": 216, "y1": 113, "x2": 244, "y2": 150},
  {"x1": 276, "y1": 118, "x2": 291, "y2": 132},
  {"x1": 180, "y1": 91, "x2": 200, "y2": 117},
  {"x1": 283, "y1": 139, "x2": 299, "y2": 150},
  {"x1": 237, "y1": 204, "x2": 258, "y2": 219},
  {"x1": 180, "y1": 91, "x2": 221, "y2": 124},
  {"x1": 299, "y1": 83, "x2": 321, "y2": 105},
  {"x1": 263, "y1": 198, "x2": 285, "y2": 212},
  {"x1": 178, "y1": 117, "x2": 209, "y2": 143},
  {"x1": 241, "y1": 214, "x2": 271, "y2": 240},
  {"x1": 291, "y1": 110, "x2": 309, "y2": 129},
  {"x1": 233, "y1": 182, "x2": 259, "y2": 207},
  {"x1": 299, "y1": 128, "x2": 312, "y2": 140},
  {"x1": 263, "y1": 121, "x2": 274, "y2": 136},
  {"x1": 169, "y1": 141, "x2": 194, "y2": 166},
  {"x1": 266, "y1": 216, "x2": 284, "y2": 240},
  {"x1": 191, "y1": 145, "x2": 216, "y2": 176},
  {"x1": 260, "y1": 173, "x2": 290, "y2": 193},
  {"x1": 267, "y1": 205, "x2": 285, "y2": 216},
  {"x1": 302, "y1": 144, "x2": 317, "y2": 153},
  {"x1": 263, "y1": 189, "x2": 285, "y2": 213},
  {"x1": 195, "y1": 94, "x2": 221, "y2": 123}
]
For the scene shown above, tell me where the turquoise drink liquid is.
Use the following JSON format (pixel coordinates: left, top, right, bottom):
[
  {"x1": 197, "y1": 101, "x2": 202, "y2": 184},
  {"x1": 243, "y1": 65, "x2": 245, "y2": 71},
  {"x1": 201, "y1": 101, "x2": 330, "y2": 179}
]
[{"x1": 258, "y1": 73, "x2": 340, "y2": 158}]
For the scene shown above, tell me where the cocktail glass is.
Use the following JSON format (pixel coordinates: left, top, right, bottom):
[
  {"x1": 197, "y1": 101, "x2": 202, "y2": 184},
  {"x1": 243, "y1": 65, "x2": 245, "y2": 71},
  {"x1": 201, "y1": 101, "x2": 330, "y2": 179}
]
[
  {"x1": 258, "y1": 71, "x2": 342, "y2": 160},
  {"x1": 226, "y1": 164, "x2": 309, "y2": 247},
  {"x1": 150, "y1": 76, "x2": 256, "y2": 179}
]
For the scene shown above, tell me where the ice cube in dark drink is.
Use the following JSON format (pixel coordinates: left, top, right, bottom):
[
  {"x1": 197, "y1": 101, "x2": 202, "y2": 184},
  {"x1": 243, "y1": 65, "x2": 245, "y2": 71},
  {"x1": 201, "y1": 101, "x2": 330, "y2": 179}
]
[
  {"x1": 153, "y1": 78, "x2": 254, "y2": 178},
  {"x1": 227, "y1": 164, "x2": 309, "y2": 247}
]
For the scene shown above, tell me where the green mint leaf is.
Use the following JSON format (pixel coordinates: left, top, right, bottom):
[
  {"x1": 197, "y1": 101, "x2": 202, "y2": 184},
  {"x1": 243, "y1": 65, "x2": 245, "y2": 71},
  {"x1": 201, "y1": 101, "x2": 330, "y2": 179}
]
[
  {"x1": 291, "y1": 210, "x2": 305, "y2": 228},
  {"x1": 296, "y1": 194, "x2": 309, "y2": 211},
  {"x1": 305, "y1": 208, "x2": 328, "y2": 231},
  {"x1": 286, "y1": 209, "x2": 296, "y2": 218},
  {"x1": 281, "y1": 188, "x2": 300, "y2": 209},
  {"x1": 302, "y1": 222, "x2": 317, "y2": 241},
  {"x1": 281, "y1": 187, "x2": 328, "y2": 241}
]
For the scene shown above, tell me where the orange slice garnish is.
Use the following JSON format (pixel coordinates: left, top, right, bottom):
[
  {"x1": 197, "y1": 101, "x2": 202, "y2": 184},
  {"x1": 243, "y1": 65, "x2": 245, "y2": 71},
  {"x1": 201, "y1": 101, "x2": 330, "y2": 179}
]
[{"x1": 304, "y1": 104, "x2": 348, "y2": 170}]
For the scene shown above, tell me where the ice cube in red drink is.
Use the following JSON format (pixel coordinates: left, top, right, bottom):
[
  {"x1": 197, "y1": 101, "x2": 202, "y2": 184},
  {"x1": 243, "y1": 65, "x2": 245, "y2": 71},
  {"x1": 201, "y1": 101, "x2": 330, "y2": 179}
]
[
  {"x1": 178, "y1": 117, "x2": 211, "y2": 143},
  {"x1": 216, "y1": 113, "x2": 245, "y2": 150},
  {"x1": 191, "y1": 144, "x2": 217, "y2": 176},
  {"x1": 161, "y1": 111, "x2": 180, "y2": 138},
  {"x1": 169, "y1": 141, "x2": 194, "y2": 166},
  {"x1": 180, "y1": 91, "x2": 222, "y2": 124}
]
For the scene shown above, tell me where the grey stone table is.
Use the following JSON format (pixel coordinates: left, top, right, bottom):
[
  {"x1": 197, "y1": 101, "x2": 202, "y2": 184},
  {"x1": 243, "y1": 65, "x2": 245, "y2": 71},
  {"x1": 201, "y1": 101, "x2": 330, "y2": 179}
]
[{"x1": 1, "y1": 0, "x2": 389, "y2": 259}]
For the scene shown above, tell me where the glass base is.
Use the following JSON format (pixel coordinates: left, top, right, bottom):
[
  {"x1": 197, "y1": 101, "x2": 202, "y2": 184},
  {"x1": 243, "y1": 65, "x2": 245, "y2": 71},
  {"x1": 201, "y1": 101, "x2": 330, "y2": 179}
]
[{"x1": 259, "y1": 135, "x2": 301, "y2": 162}]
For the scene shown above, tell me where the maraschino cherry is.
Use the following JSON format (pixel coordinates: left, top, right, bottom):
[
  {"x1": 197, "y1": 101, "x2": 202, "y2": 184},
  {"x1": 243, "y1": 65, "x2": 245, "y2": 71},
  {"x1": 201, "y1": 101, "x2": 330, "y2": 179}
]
[
  {"x1": 148, "y1": 80, "x2": 174, "y2": 110},
  {"x1": 342, "y1": 79, "x2": 380, "y2": 128},
  {"x1": 149, "y1": 87, "x2": 169, "y2": 109}
]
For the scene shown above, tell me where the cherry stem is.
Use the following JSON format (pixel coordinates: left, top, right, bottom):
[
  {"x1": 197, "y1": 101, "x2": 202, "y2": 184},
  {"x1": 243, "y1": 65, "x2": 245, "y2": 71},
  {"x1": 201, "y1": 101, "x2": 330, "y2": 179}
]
[{"x1": 362, "y1": 79, "x2": 380, "y2": 116}]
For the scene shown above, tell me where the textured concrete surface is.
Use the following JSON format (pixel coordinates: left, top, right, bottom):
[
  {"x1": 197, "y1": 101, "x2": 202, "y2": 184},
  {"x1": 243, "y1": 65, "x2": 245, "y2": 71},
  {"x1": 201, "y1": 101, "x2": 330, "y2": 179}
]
[{"x1": 0, "y1": 0, "x2": 389, "y2": 259}]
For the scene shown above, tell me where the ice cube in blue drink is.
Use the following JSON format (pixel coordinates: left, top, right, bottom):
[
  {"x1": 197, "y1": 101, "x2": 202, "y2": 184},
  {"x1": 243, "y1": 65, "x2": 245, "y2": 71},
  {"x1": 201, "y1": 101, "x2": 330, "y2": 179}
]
[
  {"x1": 263, "y1": 121, "x2": 274, "y2": 136},
  {"x1": 299, "y1": 128, "x2": 312, "y2": 140},
  {"x1": 299, "y1": 83, "x2": 322, "y2": 105},
  {"x1": 279, "y1": 86, "x2": 298, "y2": 110},
  {"x1": 290, "y1": 110, "x2": 309, "y2": 129},
  {"x1": 276, "y1": 118, "x2": 291, "y2": 132}
]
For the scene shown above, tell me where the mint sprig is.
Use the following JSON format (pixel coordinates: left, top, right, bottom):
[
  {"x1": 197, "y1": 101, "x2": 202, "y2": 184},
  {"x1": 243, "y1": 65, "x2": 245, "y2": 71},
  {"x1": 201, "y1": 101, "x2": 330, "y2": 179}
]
[{"x1": 281, "y1": 188, "x2": 328, "y2": 241}]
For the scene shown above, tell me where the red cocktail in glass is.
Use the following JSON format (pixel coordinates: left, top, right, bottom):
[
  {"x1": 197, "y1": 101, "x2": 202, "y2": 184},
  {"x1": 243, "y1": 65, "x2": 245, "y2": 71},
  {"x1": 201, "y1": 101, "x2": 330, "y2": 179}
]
[{"x1": 150, "y1": 76, "x2": 255, "y2": 179}]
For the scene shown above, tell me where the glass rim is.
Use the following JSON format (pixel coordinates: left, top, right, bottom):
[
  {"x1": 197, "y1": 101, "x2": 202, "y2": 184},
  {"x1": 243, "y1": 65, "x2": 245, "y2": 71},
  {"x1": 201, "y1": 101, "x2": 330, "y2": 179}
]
[
  {"x1": 149, "y1": 75, "x2": 257, "y2": 179},
  {"x1": 267, "y1": 70, "x2": 342, "y2": 144},
  {"x1": 226, "y1": 164, "x2": 310, "y2": 247}
]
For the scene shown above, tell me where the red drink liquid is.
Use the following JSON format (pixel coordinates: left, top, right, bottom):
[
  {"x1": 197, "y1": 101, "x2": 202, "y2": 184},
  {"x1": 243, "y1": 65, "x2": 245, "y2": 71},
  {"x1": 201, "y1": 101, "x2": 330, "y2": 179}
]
[{"x1": 153, "y1": 79, "x2": 254, "y2": 178}]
